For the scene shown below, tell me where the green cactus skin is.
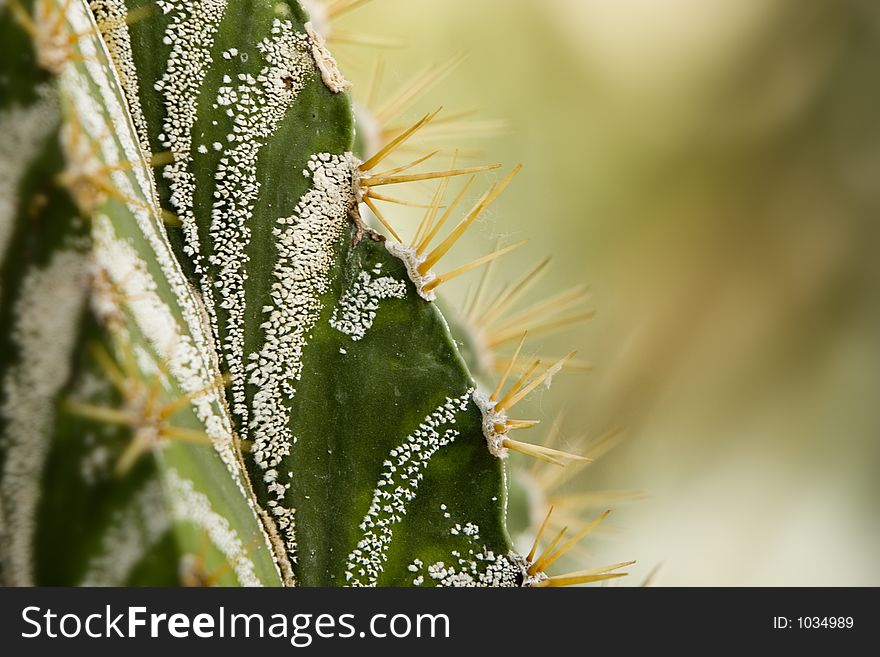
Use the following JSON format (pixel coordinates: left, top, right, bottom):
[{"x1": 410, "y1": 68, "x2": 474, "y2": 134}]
[
  {"x1": 0, "y1": 0, "x2": 632, "y2": 587},
  {"x1": 34, "y1": 314, "x2": 182, "y2": 586},
  {"x1": 52, "y1": 0, "x2": 285, "y2": 585},
  {"x1": 0, "y1": 134, "x2": 91, "y2": 585},
  {"x1": 0, "y1": 3, "x2": 88, "y2": 585},
  {"x1": 89, "y1": 0, "x2": 520, "y2": 586},
  {"x1": 0, "y1": 2, "x2": 182, "y2": 587}
]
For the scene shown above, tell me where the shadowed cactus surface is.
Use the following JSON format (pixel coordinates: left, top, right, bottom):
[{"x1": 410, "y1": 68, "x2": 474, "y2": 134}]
[{"x1": 0, "y1": 0, "x2": 632, "y2": 587}]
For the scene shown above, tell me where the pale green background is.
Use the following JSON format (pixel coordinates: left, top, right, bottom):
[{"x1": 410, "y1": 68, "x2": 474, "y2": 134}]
[{"x1": 340, "y1": 0, "x2": 880, "y2": 585}]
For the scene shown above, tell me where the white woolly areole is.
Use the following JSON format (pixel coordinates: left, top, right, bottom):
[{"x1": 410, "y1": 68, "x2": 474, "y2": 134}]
[
  {"x1": 345, "y1": 391, "x2": 473, "y2": 586},
  {"x1": 384, "y1": 241, "x2": 438, "y2": 302},
  {"x1": 0, "y1": 247, "x2": 90, "y2": 586},
  {"x1": 520, "y1": 566, "x2": 550, "y2": 588},
  {"x1": 166, "y1": 470, "x2": 262, "y2": 587},
  {"x1": 472, "y1": 390, "x2": 509, "y2": 459},
  {"x1": 305, "y1": 21, "x2": 350, "y2": 93}
]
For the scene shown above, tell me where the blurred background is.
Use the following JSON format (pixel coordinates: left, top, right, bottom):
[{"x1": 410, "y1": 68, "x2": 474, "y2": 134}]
[{"x1": 339, "y1": 0, "x2": 880, "y2": 585}]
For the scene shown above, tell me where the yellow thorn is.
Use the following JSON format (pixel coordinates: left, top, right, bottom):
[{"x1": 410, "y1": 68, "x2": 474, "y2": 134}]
[
  {"x1": 492, "y1": 284, "x2": 591, "y2": 327},
  {"x1": 550, "y1": 490, "x2": 644, "y2": 509},
  {"x1": 529, "y1": 526, "x2": 568, "y2": 575},
  {"x1": 411, "y1": 174, "x2": 449, "y2": 248},
  {"x1": 537, "y1": 427, "x2": 624, "y2": 492},
  {"x1": 148, "y1": 151, "x2": 175, "y2": 168},
  {"x1": 8, "y1": 0, "x2": 37, "y2": 36},
  {"x1": 494, "y1": 359, "x2": 541, "y2": 411},
  {"x1": 203, "y1": 557, "x2": 237, "y2": 587},
  {"x1": 526, "y1": 506, "x2": 555, "y2": 564},
  {"x1": 418, "y1": 165, "x2": 520, "y2": 274},
  {"x1": 504, "y1": 419, "x2": 540, "y2": 430},
  {"x1": 422, "y1": 240, "x2": 526, "y2": 293},
  {"x1": 326, "y1": 0, "x2": 374, "y2": 19},
  {"x1": 362, "y1": 195, "x2": 402, "y2": 242},
  {"x1": 581, "y1": 427, "x2": 626, "y2": 462},
  {"x1": 89, "y1": 342, "x2": 129, "y2": 395},
  {"x1": 94, "y1": 3, "x2": 156, "y2": 36},
  {"x1": 463, "y1": 238, "x2": 499, "y2": 319},
  {"x1": 328, "y1": 30, "x2": 404, "y2": 49},
  {"x1": 114, "y1": 434, "x2": 152, "y2": 478},
  {"x1": 549, "y1": 490, "x2": 648, "y2": 510},
  {"x1": 502, "y1": 438, "x2": 586, "y2": 467},
  {"x1": 495, "y1": 352, "x2": 576, "y2": 414},
  {"x1": 641, "y1": 563, "x2": 664, "y2": 587},
  {"x1": 64, "y1": 401, "x2": 131, "y2": 426},
  {"x1": 478, "y1": 257, "x2": 552, "y2": 328},
  {"x1": 489, "y1": 284, "x2": 591, "y2": 328},
  {"x1": 502, "y1": 439, "x2": 564, "y2": 466},
  {"x1": 532, "y1": 561, "x2": 636, "y2": 588},
  {"x1": 492, "y1": 355, "x2": 592, "y2": 377},
  {"x1": 532, "y1": 572, "x2": 629, "y2": 588},
  {"x1": 367, "y1": 55, "x2": 386, "y2": 109},
  {"x1": 529, "y1": 414, "x2": 566, "y2": 475},
  {"x1": 359, "y1": 109, "x2": 441, "y2": 173},
  {"x1": 490, "y1": 331, "x2": 528, "y2": 402},
  {"x1": 536, "y1": 510, "x2": 612, "y2": 573},
  {"x1": 363, "y1": 162, "x2": 501, "y2": 187},
  {"x1": 366, "y1": 191, "x2": 440, "y2": 209},
  {"x1": 488, "y1": 307, "x2": 594, "y2": 349},
  {"x1": 161, "y1": 209, "x2": 182, "y2": 227},
  {"x1": 116, "y1": 337, "x2": 140, "y2": 383},
  {"x1": 370, "y1": 150, "x2": 440, "y2": 179},
  {"x1": 75, "y1": 171, "x2": 178, "y2": 229},
  {"x1": 375, "y1": 54, "x2": 466, "y2": 126},
  {"x1": 160, "y1": 426, "x2": 215, "y2": 446},
  {"x1": 159, "y1": 374, "x2": 232, "y2": 420},
  {"x1": 409, "y1": 118, "x2": 508, "y2": 144},
  {"x1": 415, "y1": 174, "x2": 474, "y2": 255}
]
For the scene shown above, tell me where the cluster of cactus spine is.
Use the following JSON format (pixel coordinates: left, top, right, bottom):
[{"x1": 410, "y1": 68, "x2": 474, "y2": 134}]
[{"x1": 0, "y1": 0, "x2": 633, "y2": 587}]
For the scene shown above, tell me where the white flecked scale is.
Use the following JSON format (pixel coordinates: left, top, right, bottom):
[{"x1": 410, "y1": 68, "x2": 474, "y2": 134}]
[
  {"x1": 58, "y1": 2, "x2": 284, "y2": 580},
  {"x1": 329, "y1": 267, "x2": 406, "y2": 341},
  {"x1": 206, "y1": 18, "x2": 312, "y2": 432},
  {"x1": 245, "y1": 152, "x2": 357, "y2": 562},
  {"x1": 61, "y1": 2, "x2": 247, "y2": 489},
  {"x1": 87, "y1": 1, "x2": 153, "y2": 157},
  {"x1": 344, "y1": 390, "x2": 473, "y2": 587}
]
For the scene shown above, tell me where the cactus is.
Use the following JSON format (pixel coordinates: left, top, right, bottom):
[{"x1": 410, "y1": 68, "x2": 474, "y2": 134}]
[{"x1": 0, "y1": 0, "x2": 633, "y2": 587}]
